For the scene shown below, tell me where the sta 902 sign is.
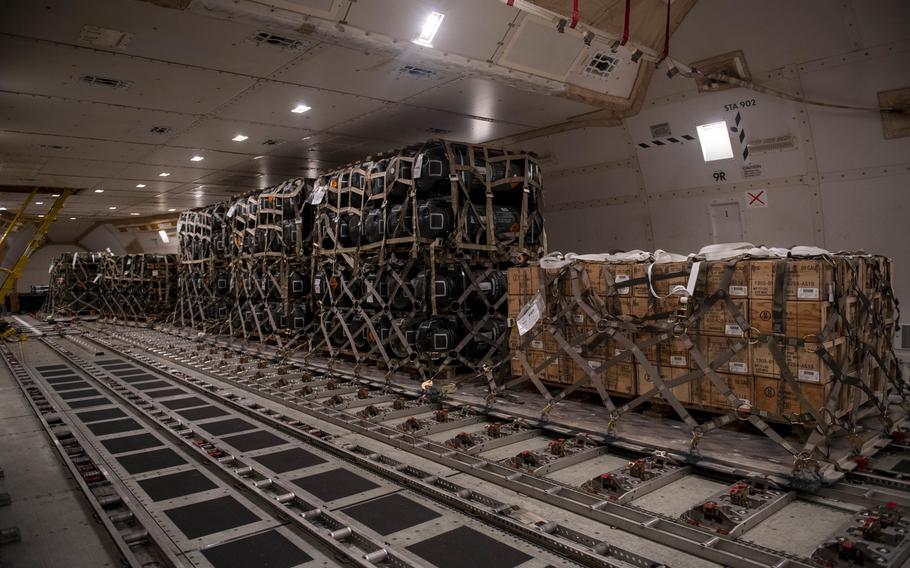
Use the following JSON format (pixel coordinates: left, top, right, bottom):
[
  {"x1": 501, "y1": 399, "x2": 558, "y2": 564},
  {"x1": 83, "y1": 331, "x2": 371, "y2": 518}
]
[{"x1": 724, "y1": 99, "x2": 757, "y2": 112}]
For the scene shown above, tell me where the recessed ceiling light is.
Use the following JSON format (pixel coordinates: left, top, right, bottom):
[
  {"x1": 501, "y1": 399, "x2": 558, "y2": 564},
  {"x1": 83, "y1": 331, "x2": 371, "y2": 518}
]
[
  {"x1": 159, "y1": 172, "x2": 170, "y2": 177},
  {"x1": 158, "y1": 229, "x2": 169, "y2": 243},
  {"x1": 136, "y1": 183, "x2": 146, "y2": 188},
  {"x1": 168, "y1": 208, "x2": 176, "y2": 212},
  {"x1": 109, "y1": 206, "x2": 117, "y2": 210},
  {"x1": 94, "y1": 189, "x2": 104, "y2": 193},
  {"x1": 291, "y1": 104, "x2": 311, "y2": 114},
  {"x1": 38, "y1": 214, "x2": 45, "y2": 218},
  {"x1": 69, "y1": 217, "x2": 76, "y2": 220},
  {"x1": 52, "y1": 193, "x2": 60, "y2": 197},
  {"x1": 300, "y1": 135, "x2": 312, "y2": 141},
  {"x1": 190, "y1": 155, "x2": 204, "y2": 162},
  {"x1": 232, "y1": 134, "x2": 248, "y2": 142},
  {"x1": 35, "y1": 201, "x2": 44, "y2": 205},
  {"x1": 413, "y1": 11, "x2": 445, "y2": 47},
  {"x1": 696, "y1": 121, "x2": 734, "y2": 162},
  {"x1": 0, "y1": 207, "x2": 7, "y2": 211},
  {"x1": 253, "y1": 155, "x2": 264, "y2": 160},
  {"x1": 130, "y1": 212, "x2": 140, "y2": 216}
]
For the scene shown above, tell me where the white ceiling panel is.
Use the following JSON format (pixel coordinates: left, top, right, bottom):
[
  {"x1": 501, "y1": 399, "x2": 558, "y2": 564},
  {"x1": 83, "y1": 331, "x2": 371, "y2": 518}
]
[
  {"x1": 0, "y1": 0, "x2": 311, "y2": 76},
  {"x1": 138, "y1": 147, "x2": 250, "y2": 171},
  {"x1": 0, "y1": 37, "x2": 256, "y2": 115},
  {"x1": 166, "y1": 117, "x2": 316, "y2": 154},
  {"x1": 407, "y1": 77, "x2": 597, "y2": 128},
  {"x1": 278, "y1": 43, "x2": 459, "y2": 102},
  {"x1": 0, "y1": 131, "x2": 151, "y2": 163},
  {"x1": 37, "y1": 157, "x2": 127, "y2": 178},
  {"x1": 114, "y1": 162, "x2": 211, "y2": 184},
  {"x1": 217, "y1": 81, "x2": 386, "y2": 131}
]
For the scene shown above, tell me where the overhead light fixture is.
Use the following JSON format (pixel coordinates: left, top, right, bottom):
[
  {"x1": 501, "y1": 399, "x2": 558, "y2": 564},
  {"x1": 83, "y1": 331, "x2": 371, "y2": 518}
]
[
  {"x1": 38, "y1": 214, "x2": 45, "y2": 218},
  {"x1": 158, "y1": 229, "x2": 170, "y2": 243},
  {"x1": 136, "y1": 183, "x2": 146, "y2": 188},
  {"x1": 35, "y1": 201, "x2": 44, "y2": 205},
  {"x1": 253, "y1": 155, "x2": 264, "y2": 160},
  {"x1": 190, "y1": 155, "x2": 204, "y2": 162},
  {"x1": 69, "y1": 217, "x2": 76, "y2": 220},
  {"x1": 94, "y1": 188, "x2": 104, "y2": 193},
  {"x1": 413, "y1": 11, "x2": 444, "y2": 47},
  {"x1": 168, "y1": 208, "x2": 176, "y2": 212},
  {"x1": 0, "y1": 207, "x2": 7, "y2": 211},
  {"x1": 108, "y1": 206, "x2": 117, "y2": 210},
  {"x1": 300, "y1": 135, "x2": 312, "y2": 141},
  {"x1": 696, "y1": 121, "x2": 734, "y2": 162},
  {"x1": 232, "y1": 134, "x2": 248, "y2": 142},
  {"x1": 130, "y1": 212, "x2": 140, "y2": 216},
  {"x1": 52, "y1": 193, "x2": 60, "y2": 197},
  {"x1": 291, "y1": 104, "x2": 311, "y2": 114},
  {"x1": 159, "y1": 172, "x2": 171, "y2": 177}
]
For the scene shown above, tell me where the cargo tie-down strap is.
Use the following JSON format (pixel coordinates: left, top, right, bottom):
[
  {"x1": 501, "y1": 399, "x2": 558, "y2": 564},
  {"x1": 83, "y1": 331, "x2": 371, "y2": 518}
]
[{"x1": 504, "y1": 253, "x2": 904, "y2": 475}]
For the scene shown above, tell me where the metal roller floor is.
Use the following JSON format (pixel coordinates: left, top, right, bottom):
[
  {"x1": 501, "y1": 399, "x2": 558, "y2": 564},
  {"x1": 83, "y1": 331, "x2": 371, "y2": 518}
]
[{"x1": 3, "y1": 317, "x2": 910, "y2": 568}]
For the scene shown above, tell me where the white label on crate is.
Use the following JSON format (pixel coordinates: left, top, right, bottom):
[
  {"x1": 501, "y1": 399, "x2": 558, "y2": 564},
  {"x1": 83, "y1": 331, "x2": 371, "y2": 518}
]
[
  {"x1": 309, "y1": 186, "x2": 326, "y2": 205},
  {"x1": 314, "y1": 279, "x2": 321, "y2": 294},
  {"x1": 226, "y1": 204, "x2": 236, "y2": 218},
  {"x1": 729, "y1": 285, "x2": 749, "y2": 297},
  {"x1": 587, "y1": 360, "x2": 602, "y2": 369},
  {"x1": 799, "y1": 369, "x2": 820, "y2": 383},
  {"x1": 615, "y1": 273, "x2": 630, "y2": 294},
  {"x1": 670, "y1": 355, "x2": 688, "y2": 366},
  {"x1": 729, "y1": 361, "x2": 749, "y2": 373},
  {"x1": 478, "y1": 281, "x2": 492, "y2": 292},
  {"x1": 151, "y1": 270, "x2": 158, "y2": 276},
  {"x1": 572, "y1": 346, "x2": 583, "y2": 353},
  {"x1": 798, "y1": 287, "x2": 819, "y2": 300},
  {"x1": 413, "y1": 154, "x2": 424, "y2": 178},
  {"x1": 725, "y1": 323, "x2": 743, "y2": 336},
  {"x1": 531, "y1": 339, "x2": 544, "y2": 350},
  {"x1": 614, "y1": 348, "x2": 626, "y2": 356},
  {"x1": 573, "y1": 313, "x2": 585, "y2": 323},
  {"x1": 517, "y1": 293, "x2": 544, "y2": 336}
]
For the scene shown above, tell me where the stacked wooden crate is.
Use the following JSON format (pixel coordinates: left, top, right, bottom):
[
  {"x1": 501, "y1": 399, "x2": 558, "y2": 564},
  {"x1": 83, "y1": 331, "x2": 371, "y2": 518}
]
[{"x1": 508, "y1": 252, "x2": 899, "y2": 424}]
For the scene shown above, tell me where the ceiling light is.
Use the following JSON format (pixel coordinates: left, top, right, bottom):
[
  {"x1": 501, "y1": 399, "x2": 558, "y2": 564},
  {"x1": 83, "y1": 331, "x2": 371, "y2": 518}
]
[
  {"x1": 94, "y1": 189, "x2": 104, "y2": 193},
  {"x1": 158, "y1": 229, "x2": 170, "y2": 243},
  {"x1": 232, "y1": 134, "x2": 248, "y2": 142},
  {"x1": 168, "y1": 208, "x2": 176, "y2": 212},
  {"x1": 300, "y1": 135, "x2": 312, "y2": 141},
  {"x1": 253, "y1": 155, "x2": 264, "y2": 160},
  {"x1": 52, "y1": 193, "x2": 60, "y2": 197},
  {"x1": 291, "y1": 104, "x2": 311, "y2": 114},
  {"x1": 38, "y1": 214, "x2": 45, "y2": 218},
  {"x1": 109, "y1": 206, "x2": 117, "y2": 210},
  {"x1": 69, "y1": 217, "x2": 76, "y2": 220},
  {"x1": 130, "y1": 212, "x2": 140, "y2": 216},
  {"x1": 136, "y1": 183, "x2": 146, "y2": 188},
  {"x1": 35, "y1": 201, "x2": 44, "y2": 205},
  {"x1": 413, "y1": 11, "x2": 445, "y2": 47},
  {"x1": 159, "y1": 172, "x2": 171, "y2": 177},
  {"x1": 0, "y1": 207, "x2": 7, "y2": 211},
  {"x1": 696, "y1": 121, "x2": 734, "y2": 162},
  {"x1": 190, "y1": 155, "x2": 204, "y2": 161}
]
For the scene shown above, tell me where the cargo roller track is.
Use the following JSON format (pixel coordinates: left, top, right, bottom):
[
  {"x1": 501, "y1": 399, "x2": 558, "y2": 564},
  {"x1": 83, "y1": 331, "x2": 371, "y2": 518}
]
[
  {"x1": 4, "y1": 334, "x2": 657, "y2": 568},
  {"x1": 15, "y1": 320, "x2": 910, "y2": 568}
]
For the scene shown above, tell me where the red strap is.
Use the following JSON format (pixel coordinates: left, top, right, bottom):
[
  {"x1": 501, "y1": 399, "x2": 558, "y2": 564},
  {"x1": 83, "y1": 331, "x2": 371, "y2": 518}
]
[
  {"x1": 620, "y1": 0, "x2": 631, "y2": 45},
  {"x1": 663, "y1": 0, "x2": 671, "y2": 58},
  {"x1": 570, "y1": 0, "x2": 579, "y2": 29}
]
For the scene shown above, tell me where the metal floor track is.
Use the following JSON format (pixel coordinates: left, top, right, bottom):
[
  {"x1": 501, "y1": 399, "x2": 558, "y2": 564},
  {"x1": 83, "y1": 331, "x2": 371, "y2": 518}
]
[{"x1": 4, "y1": 319, "x2": 910, "y2": 568}]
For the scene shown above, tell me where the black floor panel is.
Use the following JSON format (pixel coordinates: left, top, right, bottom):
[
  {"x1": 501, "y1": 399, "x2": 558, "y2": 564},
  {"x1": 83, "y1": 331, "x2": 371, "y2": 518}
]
[
  {"x1": 120, "y1": 374, "x2": 158, "y2": 383},
  {"x1": 51, "y1": 380, "x2": 91, "y2": 391},
  {"x1": 892, "y1": 459, "x2": 910, "y2": 474},
  {"x1": 164, "y1": 496, "x2": 259, "y2": 539},
  {"x1": 201, "y1": 530, "x2": 313, "y2": 568},
  {"x1": 146, "y1": 388, "x2": 187, "y2": 399},
  {"x1": 36, "y1": 364, "x2": 69, "y2": 371},
  {"x1": 160, "y1": 397, "x2": 206, "y2": 410},
  {"x1": 132, "y1": 380, "x2": 173, "y2": 390},
  {"x1": 406, "y1": 526, "x2": 532, "y2": 568},
  {"x1": 96, "y1": 359, "x2": 126, "y2": 366},
  {"x1": 45, "y1": 375, "x2": 80, "y2": 384},
  {"x1": 76, "y1": 408, "x2": 127, "y2": 423},
  {"x1": 111, "y1": 369, "x2": 146, "y2": 377},
  {"x1": 40, "y1": 369, "x2": 77, "y2": 377},
  {"x1": 115, "y1": 448, "x2": 187, "y2": 474},
  {"x1": 253, "y1": 448, "x2": 326, "y2": 474},
  {"x1": 86, "y1": 417, "x2": 142, "y2": 436},
  {"x1": 66, "y1": 397, "x2": 111, "y2": 409},
  {"x1": 197, "y1": 418, "x2": 256, "y2": 436},
  {"x1": 176, "y1": 406, "x2": 229, "y2": 421},
  {"x1": 137, "y1": 469, "x2": 217, "y2": 501},
  {"x1": 342, "y1": 493, "x2": 440, "y2": 536},
  {"x1": 59, "y1": 388, "x2": 101, "y2": 400},
  {"x1": 291, "y1": 468, "x2": 379, "y2": 502},
  {"x1": 100, "y1": 433, "x2": 163, "y2": 454},
  {"x1": 220, "y1": 431, "x2": 286, "y2": 452}
]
